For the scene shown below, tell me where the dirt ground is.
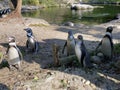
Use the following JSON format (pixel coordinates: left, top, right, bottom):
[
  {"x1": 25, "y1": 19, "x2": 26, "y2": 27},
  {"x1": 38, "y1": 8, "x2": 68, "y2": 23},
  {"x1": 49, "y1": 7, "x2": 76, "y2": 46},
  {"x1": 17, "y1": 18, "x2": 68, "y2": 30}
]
[{"x1": 0, "y1": 17, "x2": 120, "y2": 90}]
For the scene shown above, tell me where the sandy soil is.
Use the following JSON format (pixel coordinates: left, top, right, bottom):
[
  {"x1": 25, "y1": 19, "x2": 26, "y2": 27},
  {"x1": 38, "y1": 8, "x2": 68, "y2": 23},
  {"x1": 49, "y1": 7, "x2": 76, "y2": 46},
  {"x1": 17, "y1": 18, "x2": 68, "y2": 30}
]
[{"x1": 0, "y1": 17, "x2": 120, "y2": 90}]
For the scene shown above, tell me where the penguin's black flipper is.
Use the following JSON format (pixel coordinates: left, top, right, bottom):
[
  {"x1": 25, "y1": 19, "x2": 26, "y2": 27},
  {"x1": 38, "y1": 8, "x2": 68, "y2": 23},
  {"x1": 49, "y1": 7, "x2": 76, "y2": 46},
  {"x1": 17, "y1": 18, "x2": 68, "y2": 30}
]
[
  {"x1": 81, "y1": 43, "x2": 87, "y2": 67},
  {"x1": 81, "y1": 48, "x2": 86, "y2": 67},
  {"x1": 15, "y1": 46, "x2": 23, "y2": 60},
  {"x1": 81, "y1": 42, "x2": 93, "y2": 68},
  {"x1": 35, "y1": 41, "x2": 39, "y2": 53},
  {"x1": 26, "y1": 40, "x2": 29, "y2": 49},
  {"x1": 62, "y1": 41, "x2": 67, "y2": 54},
  {"x1": 6, "y1": 45, "x2": 10, "y2": 54},
  {"x1": 95, "y1": 40, "x2": 102, "y2": 52}
]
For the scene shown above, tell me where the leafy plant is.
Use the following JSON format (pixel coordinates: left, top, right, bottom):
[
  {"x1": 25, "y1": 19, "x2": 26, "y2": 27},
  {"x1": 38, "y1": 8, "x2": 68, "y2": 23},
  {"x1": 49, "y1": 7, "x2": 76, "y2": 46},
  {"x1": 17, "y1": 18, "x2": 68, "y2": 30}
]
[{"x1": 23, "y1": 0, "x2": 39, "y2": 5}]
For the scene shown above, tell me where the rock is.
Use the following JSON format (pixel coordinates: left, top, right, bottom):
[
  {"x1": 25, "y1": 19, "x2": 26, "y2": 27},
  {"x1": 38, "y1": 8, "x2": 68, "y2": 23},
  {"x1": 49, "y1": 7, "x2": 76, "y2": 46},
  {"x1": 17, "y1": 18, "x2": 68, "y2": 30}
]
[
  {"x1": 0, "y1": 59, "x2": 9, "y2": 69},
  {"x1": 115, "y1": 60, "x2": 120, "y2": 69},
  {"x1": 81, "y1": 78, "x2": 86, "y2": 83},
  {"x1": 91, "y1": 56, "x2": 102, "y2": 64},
  {"x1": 71, "y1": 3, "x2": 94, "y2": 10},
  {"x1": 90, "y1": 83, "x2": 96, "y2": 89},
  {"x1": 63, "y1": 22, "x2": 74, "y2": 27},
  {"x1": 85, "y1": 80, "x2": 90, "y2": 85},
  {"x1": 97, "y1": 53, "x2": 104, "y2": 58},
  {"x1": 21, "y1": 5, "x2": 40, "y2": 12},
  {"x1": 24, "y1": 18, "x2": 50, "y2": 26},
  {"x1": 24, "y1": 85, "x2": 31, "y2": 90}
]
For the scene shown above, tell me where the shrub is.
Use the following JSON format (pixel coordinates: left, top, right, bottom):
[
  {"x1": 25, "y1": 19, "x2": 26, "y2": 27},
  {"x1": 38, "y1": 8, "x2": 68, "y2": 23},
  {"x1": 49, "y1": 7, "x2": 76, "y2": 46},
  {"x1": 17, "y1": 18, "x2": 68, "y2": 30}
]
[{"x1": 23, "y1": 0, "x2": 39, "y2": 5}]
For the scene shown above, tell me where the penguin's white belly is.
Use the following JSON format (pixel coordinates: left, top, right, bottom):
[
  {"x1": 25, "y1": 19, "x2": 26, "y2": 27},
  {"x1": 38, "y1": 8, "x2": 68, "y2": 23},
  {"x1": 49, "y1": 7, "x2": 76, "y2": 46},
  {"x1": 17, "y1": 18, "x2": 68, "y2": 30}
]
[
  {"x1": 8, "y1": 47, "x2": 20, "y2": 65},
  {"x1": 101, "y1": 38, "x2": 112, "y2": 58},
  {"x1": 28, "y1": 38, "x2": 35, "y2": 49},
  {"x1": 67, "y1": 40, "x2": 75, "y2": 54},
  {"x1": 29, "y1": 38, "x2": 35, "y2": 43},
  {"x1": 75, "y1": 45, "x2": 82, "y2": 63}
]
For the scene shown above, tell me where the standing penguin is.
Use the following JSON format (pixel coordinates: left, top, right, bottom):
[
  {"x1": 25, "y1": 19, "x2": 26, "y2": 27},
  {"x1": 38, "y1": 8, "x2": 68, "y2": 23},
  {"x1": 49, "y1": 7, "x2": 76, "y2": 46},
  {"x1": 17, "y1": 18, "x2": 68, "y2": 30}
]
[
  {"x1": 6, "y1": 36, "x2": 23, "y2": 71},
  {"x1": 62, "y1": 31, "x2": 76, "y2": 56},
  {"x1": 96, "y1": 26, "x2": 113, "y2": 60},
  {"x1": 75, "y1": 35, "x2": 92, "y2": 68},
  {"x1": 24, "y1": 28, "x2": 39, "y2": 54},
  {"x1": 0, "y1": 8, "x2": 11, "y2": 18}
]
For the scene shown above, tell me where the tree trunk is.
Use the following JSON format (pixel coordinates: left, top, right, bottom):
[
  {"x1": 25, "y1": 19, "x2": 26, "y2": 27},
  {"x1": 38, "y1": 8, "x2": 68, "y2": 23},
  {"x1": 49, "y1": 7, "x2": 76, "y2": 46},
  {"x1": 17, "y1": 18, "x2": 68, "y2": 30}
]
[
  {"x1": 13, "y1": 0, "x2": 22, "y2": 17},
  {"x1": 0, "y1": 0, "x2": 22, "y2": 22},
  {"x1": 11, "y1": 0, "x2": 18, "y2": 9}
]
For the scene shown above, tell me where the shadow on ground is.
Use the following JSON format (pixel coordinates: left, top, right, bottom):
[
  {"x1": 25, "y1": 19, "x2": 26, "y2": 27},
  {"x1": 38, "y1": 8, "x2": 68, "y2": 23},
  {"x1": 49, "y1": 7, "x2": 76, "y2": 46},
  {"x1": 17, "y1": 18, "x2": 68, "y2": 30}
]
[
  {"x1": 0, "y1": 83, "x2": 10, "y2": 90},
  {"x1": 0, "y1": 26, "x2": 120, "y2": 90}
]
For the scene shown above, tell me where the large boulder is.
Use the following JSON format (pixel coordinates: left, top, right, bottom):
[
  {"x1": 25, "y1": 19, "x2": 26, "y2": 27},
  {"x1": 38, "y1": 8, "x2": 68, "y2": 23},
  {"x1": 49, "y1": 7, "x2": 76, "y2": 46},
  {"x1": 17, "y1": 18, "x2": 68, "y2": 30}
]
[{"x1": 71, "y1": 3, "x2": 94, "y2": 10}]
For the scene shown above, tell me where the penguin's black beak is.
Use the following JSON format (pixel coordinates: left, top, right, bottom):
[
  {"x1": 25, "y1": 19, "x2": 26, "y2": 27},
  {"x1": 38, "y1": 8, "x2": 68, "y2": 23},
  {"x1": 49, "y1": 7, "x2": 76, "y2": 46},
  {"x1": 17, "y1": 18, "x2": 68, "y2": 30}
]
[
  {"x1": 24, "y1": 28, "x2": 27, "y2": 31},
  {"x1": 24, "y1": 28, "x2": 32, "y2": 32}
]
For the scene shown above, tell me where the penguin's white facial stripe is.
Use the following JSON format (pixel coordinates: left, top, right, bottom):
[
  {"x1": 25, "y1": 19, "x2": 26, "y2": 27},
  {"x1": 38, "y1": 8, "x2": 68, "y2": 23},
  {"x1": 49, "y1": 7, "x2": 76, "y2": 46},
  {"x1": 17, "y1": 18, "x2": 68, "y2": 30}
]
[
  {"x1": 8, "y1": 37, "x2": 14, "y2": 42},
  {"x1": 27, "y1": 33, "x2": 32, "y2": 37},
  {"x1": 69, "y1": 36, "x2": 74, "y2": 40},
  {"x1": 9, "y1": 42, "x2": 16, "y2": 46},
  {"x1": 8, "y1": 38, "x2": 12, "y2": 42}
]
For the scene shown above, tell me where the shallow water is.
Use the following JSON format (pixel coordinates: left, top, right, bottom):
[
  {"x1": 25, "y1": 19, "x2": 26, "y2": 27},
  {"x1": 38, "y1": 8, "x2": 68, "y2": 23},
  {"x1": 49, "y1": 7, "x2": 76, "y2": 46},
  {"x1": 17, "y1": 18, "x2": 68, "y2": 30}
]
[{"x1": 22, "y1": 5, "x2": 120, "y2": 25}]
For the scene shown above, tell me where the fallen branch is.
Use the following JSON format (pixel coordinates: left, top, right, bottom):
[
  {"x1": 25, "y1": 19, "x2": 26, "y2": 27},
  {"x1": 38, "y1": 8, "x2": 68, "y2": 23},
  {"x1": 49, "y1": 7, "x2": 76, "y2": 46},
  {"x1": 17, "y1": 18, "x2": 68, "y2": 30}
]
[{"x1": 52, "y1": 43, "x2": 77, "y2": 66}]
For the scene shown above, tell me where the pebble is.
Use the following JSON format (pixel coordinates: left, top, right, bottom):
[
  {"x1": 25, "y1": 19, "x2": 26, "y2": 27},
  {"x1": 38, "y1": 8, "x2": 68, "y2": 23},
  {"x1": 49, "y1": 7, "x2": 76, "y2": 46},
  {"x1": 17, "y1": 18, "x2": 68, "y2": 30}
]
[
  {"x1": 97, "y1": 52, "x2": 104, "y2": 58},
  {"x1": 91, "y1": 56, "x2": 102, "y2": 64},
  {"x1": 45, "y1": 76, "x2": 54, "y2": 83},
  {"x1": 81, "y1": 78, "x2": 86, "y2": 83},
  {"x1": 85, "y1": 80, "x2": 90, "y2": 85},
  {"x1": 90, "y1": 83, "x2": 96, "y2": 89}
]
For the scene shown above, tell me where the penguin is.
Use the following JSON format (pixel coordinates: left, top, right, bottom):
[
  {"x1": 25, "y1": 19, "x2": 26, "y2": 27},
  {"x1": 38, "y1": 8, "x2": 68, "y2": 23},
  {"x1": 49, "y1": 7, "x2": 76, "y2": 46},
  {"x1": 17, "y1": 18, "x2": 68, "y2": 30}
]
[
  {"x1": 0, "y1": 8, "x2": 11, "y2": 18},
  {"x1": 75, "y1": 35, "x2": 92, "y2": 68},
  {"x1": 0, "y1": 9, "x2": 4, "y2": 17},
  {"x1": 24, "y1": 28, "x2": 39, "y2": 54},
  {"x1": 62, "y1": 31, "x2": 76, "y2": 56},
  {"x1": 4, "y1": 8, "x2": 11, "y2": 14},
  {"x1": 96, "y1": 26, "x2": 113, "y2": 60},
  {"x1": 6, "y1": 36, "x2": 23, "y2": 71}
]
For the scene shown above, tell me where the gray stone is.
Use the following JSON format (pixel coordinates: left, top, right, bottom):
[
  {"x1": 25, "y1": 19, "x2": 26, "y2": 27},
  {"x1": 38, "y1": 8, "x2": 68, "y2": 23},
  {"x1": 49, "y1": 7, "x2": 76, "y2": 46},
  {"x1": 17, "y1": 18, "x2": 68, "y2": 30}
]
[
  {"x1": 91, "y1": 56, "x2": 102, "y2": 64},
  {"x1": 63, "y1": 22, "x2": 74, "y2": 27},
  {"x1": 71, "y1": 3, "x2": 94, "y2": 10},
  {"x1": 97, "y1": 52, "x2": 104, "y2": 60},
  {"x1": 115, "y1": 60, "x2": 120, "y2": 69}
]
